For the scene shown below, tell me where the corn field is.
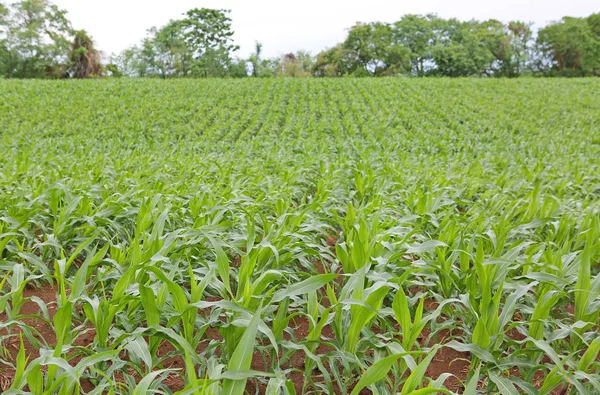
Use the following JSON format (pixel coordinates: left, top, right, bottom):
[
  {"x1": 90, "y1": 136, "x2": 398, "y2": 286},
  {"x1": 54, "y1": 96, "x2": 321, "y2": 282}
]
[{"x1": 1, "y1": 78, "x2": 600, "y2": 394}]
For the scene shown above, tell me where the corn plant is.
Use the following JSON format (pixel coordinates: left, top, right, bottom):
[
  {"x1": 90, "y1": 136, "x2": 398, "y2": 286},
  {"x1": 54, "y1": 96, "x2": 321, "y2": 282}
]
[{"x1": 1, "y1": 78, "x2": 600, "y2": 394}]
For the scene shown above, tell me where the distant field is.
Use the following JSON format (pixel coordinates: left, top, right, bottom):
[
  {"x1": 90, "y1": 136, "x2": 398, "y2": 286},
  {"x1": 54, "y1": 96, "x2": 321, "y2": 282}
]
[{"x1": 0, "y1": 78, "x2": 599, "y2": 394}]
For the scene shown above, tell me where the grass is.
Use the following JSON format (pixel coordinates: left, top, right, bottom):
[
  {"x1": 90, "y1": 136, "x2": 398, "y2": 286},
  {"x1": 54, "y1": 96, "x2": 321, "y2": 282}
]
[{"x1": 0, "y1": 77, "x2": 599, "y2": 394}]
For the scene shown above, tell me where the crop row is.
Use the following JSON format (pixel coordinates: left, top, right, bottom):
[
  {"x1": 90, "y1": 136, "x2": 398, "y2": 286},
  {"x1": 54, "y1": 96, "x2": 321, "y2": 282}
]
[{"x1": 0, "y1": 78, "x2": 599, "y2": 394}]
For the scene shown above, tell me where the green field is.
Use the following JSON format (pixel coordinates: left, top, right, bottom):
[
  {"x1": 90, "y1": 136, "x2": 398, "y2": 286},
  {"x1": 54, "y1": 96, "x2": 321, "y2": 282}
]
[{"x1": 1, "y1": 78, "x2": 600, "y2": 394}]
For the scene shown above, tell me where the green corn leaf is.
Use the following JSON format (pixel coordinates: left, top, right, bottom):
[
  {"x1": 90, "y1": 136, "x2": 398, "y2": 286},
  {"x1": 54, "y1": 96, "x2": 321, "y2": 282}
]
[
  {"x1": 272, "y1": 273, "x2": 337, "y2": 303},
  {"x1": 133, "y1": 369, "x2": 176, "y2": 395},
  {"x1": 401, "y1": 346, "x2": 440, "y2": 395},
  {"x1": 350, "y1": 352, "x2": 408, "y2": 395},
  {"x1": 463, "y1": 364, "x2": 481, "y2": 395},
  {"x1": 125, "y1": 336, "x2": 153, "y2": 373},
  {"x1": 346, "y1": 285, "x2": 390, "y2": 353},
  {"x1": 209, "y1": 237, "x2": 232, "y2": 295},
  {"x1": 221, "y1": 306, "x2": 262, "y2": 395},
  {"x1": 489, "y1": 372, "x2": 520, "y2": 395},
  {"x1": 577, "y1": 337, "x2": 600, "y2": 372},
  {"x1": 139, "y1": 284, "x2": 160, "y2": 327}
]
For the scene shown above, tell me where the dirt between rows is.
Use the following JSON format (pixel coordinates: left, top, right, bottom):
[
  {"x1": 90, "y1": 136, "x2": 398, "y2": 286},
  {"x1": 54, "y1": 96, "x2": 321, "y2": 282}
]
[{"x1": 0, "y1": 283, "x2": 564, "y2": 394}]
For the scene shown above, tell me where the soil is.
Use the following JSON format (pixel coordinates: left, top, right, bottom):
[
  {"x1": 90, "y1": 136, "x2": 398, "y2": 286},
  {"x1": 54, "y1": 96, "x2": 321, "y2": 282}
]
[
  {"x1": 0, "y1": 283, "x2": 59, "y2": 391},
  {"x1": 0, "y1": 282, "x2": 561, "y2": 394}
]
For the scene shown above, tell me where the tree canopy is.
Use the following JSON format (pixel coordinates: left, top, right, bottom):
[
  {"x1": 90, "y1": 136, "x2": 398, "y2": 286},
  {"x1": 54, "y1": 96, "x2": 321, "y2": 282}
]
[
  {"x1": 0, "y1": 1, "x2": 599, "y2": 79},
  {"x1": 110, "y1": 8, "x2": 243, "y2": 78},
  {"x1": 537, "y1": 14, "x2": 600, "y2": 76}
]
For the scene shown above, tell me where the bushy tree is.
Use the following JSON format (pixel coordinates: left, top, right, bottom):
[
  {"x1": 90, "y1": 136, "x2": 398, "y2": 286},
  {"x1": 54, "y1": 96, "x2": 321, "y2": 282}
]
[
  {"x1": 249, "y1": 41, "x2": 262, "y2": 77},
  {"x1": 113, "y1": 8, "x2": 242, "y2": 78},
  {"x1": 1, "y1": 0, "x2": 73, "y2": 78},
  {"x1": 343, "y1": 22, "x2": 411, "y2": 76},
  {"x1": 0, "y1": 2, "x2": 10, "y2": 76},
  {"x1": 68, "y1": 29, "x2": 102, "y2": 78},
  {"x1": 314, "y1": 45, "x2": 347, "y2": 77},
  {"x1": 278, "y1": 51, "x2": 313, "y2": 77},
  {"x1": 429, "y1": 19, "x2": 496, "y2": 77},
  {"x1": 537, "y1": 15, "x2": 600, "y2": 76},
  {"x1": 109, "y1": 45, "x2": 147, "y2": 77},
  {"x1": 247, "y1": 41, "x2": 282, "y2": 77},
  {"x1": 393, "y1": 14, "x2": 442, "y2": 76}
]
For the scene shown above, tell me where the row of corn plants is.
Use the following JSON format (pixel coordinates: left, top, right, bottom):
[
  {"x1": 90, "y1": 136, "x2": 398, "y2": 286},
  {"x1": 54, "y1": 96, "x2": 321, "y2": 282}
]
[{"x1": 1, "y1": 78, "x2": 600, "y2": 394}]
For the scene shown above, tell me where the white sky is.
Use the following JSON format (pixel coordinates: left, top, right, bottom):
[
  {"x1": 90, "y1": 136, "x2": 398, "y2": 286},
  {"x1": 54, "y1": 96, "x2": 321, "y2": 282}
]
[{"x1": 52, "y1": 0, "x2": 599, "y2": 58}]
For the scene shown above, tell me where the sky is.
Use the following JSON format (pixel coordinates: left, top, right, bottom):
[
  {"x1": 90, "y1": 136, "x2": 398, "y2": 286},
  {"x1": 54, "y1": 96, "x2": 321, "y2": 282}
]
[{"x1": 52, "y1": 0, "x2": 599, "y2": 59}]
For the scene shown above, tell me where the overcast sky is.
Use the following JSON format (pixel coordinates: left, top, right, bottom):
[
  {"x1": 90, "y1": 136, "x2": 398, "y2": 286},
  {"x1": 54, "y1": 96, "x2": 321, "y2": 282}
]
[{"x1": 52, "y1": 0, "x2": 599, "y2": 58}]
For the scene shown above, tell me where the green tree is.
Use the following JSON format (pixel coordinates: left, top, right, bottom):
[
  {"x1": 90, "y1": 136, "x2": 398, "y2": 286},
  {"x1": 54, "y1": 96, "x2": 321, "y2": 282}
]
[
  {"x1": 314, "y1": 45, "x2": 345, "y2": 77},
  {"x1": 227, "y1": 56, "x2": 249, "y2": 77},
  {"x1": 114, "y1": 8, "x2": 241, "y2": 78},
  {"x1": 139, "y1": 20, "x2": 194, "y2": 78},
  {"x1": 343, "y1": 22, "x2": 411, "y2": 76},
  {"x1": 473, "y1": 19, "x2": 533, "y2": 77},
  {"x1": 181, "y1": 8, "x2": 239, "y2": 77},
  {"x1": 588, "y1": 13, "x2": 600, "y2": 38},
  {"x1": 0, "y1": 2, "x2": 10, "y2": 76},
  {"x1": 393, "y1": 14, "x2": 442, "y2": 76},
  {"x1": 430, "y1": 19, "x2": 496, "y2": 77},
  {"x1": 247, "y1": 41, "x2": 281, "y2": 77},
  {"x1": 258, "y1": 57, "x2": 281, "y2": 77},
  {"x1": 68, "y1": 29, "x2": 102, "y2": 78},
  {"x1": 278, "y1": 51, "x2": 313, "y2": 77},
  {"x1": 109, "y1": 45, "x2": 147, "y2": 77},
  {"x1": 3, "y1": 0, "x2": 73, "y2": 78},
  {"x1": 537, "y1": 15, "x2": 600, "y2": 76},
  {"x1": 506, "y1": 21, "x2": 534, "y2": 76},
  {"x1": 249, "y1": 41, "x2": 262, "y2": 77}
]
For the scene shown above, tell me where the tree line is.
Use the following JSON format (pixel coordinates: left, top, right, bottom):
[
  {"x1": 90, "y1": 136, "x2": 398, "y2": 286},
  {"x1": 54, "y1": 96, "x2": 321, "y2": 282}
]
[
  {"x1": 0, "y1": 0, "x2": 102, "y2": 78},
  {"x1": 1, "y1": 0, "x2": 599, "y2": 79}
]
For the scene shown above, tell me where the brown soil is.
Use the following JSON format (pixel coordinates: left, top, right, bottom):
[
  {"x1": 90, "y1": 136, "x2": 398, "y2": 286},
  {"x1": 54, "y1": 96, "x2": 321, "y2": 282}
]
[
  {"x1": 0, "y1": 282, "x2": 547, "y2": 395},
  {"x1": 0, "y1": 284, "x2": 58, "y2": 391}
]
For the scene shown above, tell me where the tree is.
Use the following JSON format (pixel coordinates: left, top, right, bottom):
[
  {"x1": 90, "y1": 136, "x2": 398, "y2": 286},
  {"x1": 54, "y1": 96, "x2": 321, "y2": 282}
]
[
  {"x1": 314, "y1": 45, "x2": 347, "y2": 77},
  {"x1": 589, "y1": 13, "x2": 600, "y2": 39},
  {"x1": 537, "y1": 15, "x2": 600, "y2": 76},
  {"x1": 258, "y1": 57, "x2": 281, "y2": 77},
  {"x1": 295, "y1": 50, "x2": 314, "y2": 75},
  {"x1": 343, "y1": 22, "x2": 411, "y2": 76},
  {"x1": 3, "y1": 0, "x2": 73, "y2": 78},
  {"x1": 506, "y1": 21, "x2": 534, "y2": 76},
  {"x1": 152, "y1": 20, "x2": 194, "y2": 77},
  {"x1": 109, "y1": 45, "x2": 146, "y2": 77},
  {"x1": 430, "y1": 19, "x2": 496, "y2": 77},
  {"x1": 180, "y1": 8, "x2": 238, "y2": 56},
  {"x1": 68, "y1": 29, "x2": 102, "y2": 78},
  {"x1": 471, "y1": 19, "x2": 534, "y2": 77},
  {"x1": 181, "y1": 8, "x2": 239, "y2": 77},
  {"x1": 249, "y1": 41, "x2": 262, "y2": 77},
  {"x1": 278, "y1": 51, "x2": 313, "y2": 77},
  {"x1": 247, "y1": 41, "x2": 282, "y2": 77},
  {"x1": 113, "y1": 8, "x2": 241, "y2": 78},
  {"x1": 0, "y1": 2, "x2": 10, "y2": 76},
  {"x1": 104, "y1": 62, "x2": 121, "y2": 77},
  {"x1": 393, "y1": 14, "x2": 441, "y2": 76}
]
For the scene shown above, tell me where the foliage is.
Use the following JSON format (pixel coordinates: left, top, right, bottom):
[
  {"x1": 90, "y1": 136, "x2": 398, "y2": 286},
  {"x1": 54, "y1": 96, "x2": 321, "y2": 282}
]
[
  {"x1": 314, "y1": 45, "x2": 346, "y2": 77},
  {"x1": 1, "y1": 3, "x2": 599, "y2": 79},
  {"x1": 249, "y1": 41, "x2": 262, "y2": 77},
  {"x1": 1, "y1": 78, "x2": 600, "y2": 393},
  {"x1": 68, "y1": 30, "x2": 102, "y2": 78},
  {"x1": 278, "y1": 51, "x2": 314, "y2": 77},
  {"x1": 0, "y1": 0, "x2": 72, "y2": 78},
  {"x1": 316, "y1": 13, "x2": 599, "y2": 78},
  {"x1": 537, "y1": 14, "x2": 600, "y2": 76},
  {"x1": 111, "y1": 8, "x2": 243, "y2": 78},
  {"x1": 428, "y1": 19, "x2": 497, "y2": 77},
  {"x1": 393, "y1": 14, "x2": 443, "y2": 76},
  {"x1": 343, "y1": 22, "x2": 411, "y2": 76}
]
